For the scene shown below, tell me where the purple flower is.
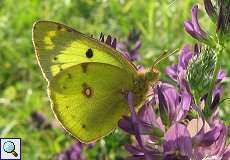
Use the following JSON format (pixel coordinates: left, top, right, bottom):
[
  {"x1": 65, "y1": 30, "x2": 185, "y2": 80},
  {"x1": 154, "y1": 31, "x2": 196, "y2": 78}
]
[
  {"x1": 184, "y1": 5, "x2": 209, "y2": 42},
  {"x1": 223, "y1": 147, "x2": 230, "y2": 160},
  {"x1": 119, "y1": 92, "x2": 164, "y2": 160},
  {"x1": 166, "y1": 44, "x2": 227, "y2": 116},
  {"x1": 30, "y1": 112, "x2": 52, "y2": 129},
  {"x1": 157, "y1": 83, "x2": 191, "y2": 126},
  {"x1": 125, "y1": 144, "x2": 163, "y2": 160},
  {"x1": 118, "y1": 44, "x2": 229, "y2": 160},
  {"x1": 202, "y1": 69, "x2": 227, "y2": 112},
  {"x1": 138, "y1": 102, "x2": 164, "y2": 135},
  {"x1": 119, "y1": 90, "x2": 230, "y2": 159},
  {"x1": 178, "y1": 45, "x2": 193, "y2": 70},
  {"x1": 217, "y1": 70, "x2": 227, "y2": 83},
  {"x1": 165, "y1": 45, "x2": 192, "y2": 92},
  {"x1": 119, "y1": 88, "x2": 192, "y2": 159},
  {"x1": 115, "y1": 3, "x2": 230, "y2": 158},
  {"x1": 190, "y1": 120, "x2": 221, "y2": 148},
  {"x1": 192, "y1": 115, "x2": 229, "y2": 159},
  {"x1": 117, "y1": 29, "x2": 141, "y2": 61},
  {"x1": 163, "y1": 123, "x2": 192, "y2": 159},
  {"x1": 56, "y1": 141, "x2": 85, "y2": 160},
  {"x1": 31, "y1": 112, "x2": 45, "y2": 124},
  {"x1": 120, "y1": 96, "x2": 228, "y2": 160},
  {"x1": 119, "y1": 96, "x2": 164, "y2": 138}
]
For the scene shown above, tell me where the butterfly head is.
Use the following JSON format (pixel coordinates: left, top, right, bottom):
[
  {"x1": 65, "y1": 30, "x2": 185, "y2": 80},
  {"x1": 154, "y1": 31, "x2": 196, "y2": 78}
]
[
  {"x1": 137, "y1": 67, "x2": 159, "y2": 85},
  {"x1": 133, "y1": 67, "x2": 159, "y2": 106},
  {"x1": 145, "y1": 67, "x2": 159, "y2": 84}
]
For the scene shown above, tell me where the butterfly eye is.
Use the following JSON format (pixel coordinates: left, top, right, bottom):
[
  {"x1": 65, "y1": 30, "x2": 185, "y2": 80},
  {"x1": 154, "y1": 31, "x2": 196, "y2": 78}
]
[{"x1": 85, "y1": 48, "x2": 93, "y2": 58}]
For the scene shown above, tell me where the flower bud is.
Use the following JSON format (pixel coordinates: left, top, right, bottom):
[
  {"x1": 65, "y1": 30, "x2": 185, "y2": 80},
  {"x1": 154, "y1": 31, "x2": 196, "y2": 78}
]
[{"x1": 187, "y1": 45, "x2": 216, "y2": 99}]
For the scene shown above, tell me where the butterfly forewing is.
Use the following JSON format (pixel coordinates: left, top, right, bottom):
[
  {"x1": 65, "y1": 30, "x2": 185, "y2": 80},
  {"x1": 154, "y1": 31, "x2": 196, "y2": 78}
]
[{"x1": 32, "y1": 21, "x2": 136, "y2": 81}]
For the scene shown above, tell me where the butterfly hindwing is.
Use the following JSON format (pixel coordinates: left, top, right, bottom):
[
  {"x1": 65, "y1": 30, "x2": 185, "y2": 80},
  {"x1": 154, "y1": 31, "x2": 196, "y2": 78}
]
[
  {"x1": 49, "y1": 62, "x2": 134, "y2": 142},
  {"x1": 32, "y1": 21, "x2": 136, "y2": 81}
]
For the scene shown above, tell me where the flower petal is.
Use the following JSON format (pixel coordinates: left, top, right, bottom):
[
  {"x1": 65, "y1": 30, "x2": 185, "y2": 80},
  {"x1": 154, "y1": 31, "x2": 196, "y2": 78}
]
[
  {"x1": 217, "y1": 70, "x2": 227, "y2": 83},
  {"x1": 157, "y1": 84, "x2": 170, "y2": 126},
  {"x1": 125, "y1": 144, "x2": 144, "y2": 156},
  {"x1": 184, "y1": 21, "x2": 199, "y2": 39},
  {"x1": 118, "y1": 116, "x2": 135, "y2": 134},
  {"x1": 191, "y1": 5, "x2": 202, "y2": 34},
  {"x1": 179, "y1": 45, "x2": 193, "y2": 69},
  {"x1": 163, "y1": 123, "x2": 192, "y2": 158},
  {"x1": 138, "y1": 103, "x2": 158, "y2": 127},
  {"x1": 127, "y1": 92, "x2": 144, "y2": 148},
  {"x1": 165, "y1": 64, "x2": 178, "y2": 81},
  {"x1": 196, "y1": 126, "x2": 221, "y2": 147},
  {"x1": 222, "y1": 146, "x2": 230, "y2": 160},
  {"x1": 184, "y1": 5, "x2": 208, "y2": 41},
  {"x1": 176, "y1": 92, "x2": 191, "y2": 121}
]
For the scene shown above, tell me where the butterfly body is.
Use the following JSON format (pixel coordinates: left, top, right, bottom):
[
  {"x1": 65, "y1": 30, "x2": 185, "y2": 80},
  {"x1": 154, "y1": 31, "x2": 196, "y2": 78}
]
[{"x1": 32, "y1": 21, "x2": 158, "y2": 143}]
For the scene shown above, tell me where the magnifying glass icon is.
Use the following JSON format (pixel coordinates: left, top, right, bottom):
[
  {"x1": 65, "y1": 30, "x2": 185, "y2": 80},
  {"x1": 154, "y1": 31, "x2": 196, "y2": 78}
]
[{"x1": 3, "y1": 141, "x2": 18, "y2": 157}]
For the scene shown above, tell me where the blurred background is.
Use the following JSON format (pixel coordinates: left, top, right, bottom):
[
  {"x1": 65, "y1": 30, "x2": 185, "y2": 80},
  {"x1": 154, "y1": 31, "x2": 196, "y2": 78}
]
[{"x1": 0, "y1": 0, "x2": 229, "y2": 159}]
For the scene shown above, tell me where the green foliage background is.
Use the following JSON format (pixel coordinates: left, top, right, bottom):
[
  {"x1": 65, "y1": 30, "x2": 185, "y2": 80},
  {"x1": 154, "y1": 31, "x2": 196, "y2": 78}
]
[{"x1": 0, "y1": 0, "x2": 229, "y2": 159}]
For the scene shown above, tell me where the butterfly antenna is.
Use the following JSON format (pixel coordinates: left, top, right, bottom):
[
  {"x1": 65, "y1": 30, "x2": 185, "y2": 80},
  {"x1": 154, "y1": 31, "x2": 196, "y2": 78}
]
[{"x1": 152, "y1": 48, "x2": 179, "y2": 69}]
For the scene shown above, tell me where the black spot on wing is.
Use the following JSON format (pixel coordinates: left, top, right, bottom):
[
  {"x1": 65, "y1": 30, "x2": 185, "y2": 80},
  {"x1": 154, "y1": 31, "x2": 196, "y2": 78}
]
[{"x1": 85, "y1": 48, "x2": 93, "y2": 58}]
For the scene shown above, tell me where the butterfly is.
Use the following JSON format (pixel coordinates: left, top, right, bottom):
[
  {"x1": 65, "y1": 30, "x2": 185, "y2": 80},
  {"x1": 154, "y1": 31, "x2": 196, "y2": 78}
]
[{"x1": 32, "y1": 21, "x2": 159, "y2": 143}]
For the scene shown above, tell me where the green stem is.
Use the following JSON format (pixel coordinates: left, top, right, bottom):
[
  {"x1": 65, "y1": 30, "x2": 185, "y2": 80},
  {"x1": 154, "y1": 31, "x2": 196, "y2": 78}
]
[
  {"x1": 193, "y1": 91, "x2": 200, "y2": 106},
  {"x1": 204, "y1": 45, "x2": 223, "y2": 118}
]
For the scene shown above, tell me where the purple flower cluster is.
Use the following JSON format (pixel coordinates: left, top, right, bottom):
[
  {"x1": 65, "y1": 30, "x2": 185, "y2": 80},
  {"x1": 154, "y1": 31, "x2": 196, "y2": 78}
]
[
  {"x1": 184, "y1": 5, "x2": 209, "y2": 43},
  {"x1": 30, "y1": 111, "x2": 52, "y2": 129},
  {"x1": 118, "y1": 45, "x2": 230, "y2": 159},
  {"x1": 56, "y1": 141, "x2": 85, "y2": 160},
  {"x1": 118, "y1": 2, "x2": 230, "y2": 158},
  {"x1": 117, "y1": 29, "x2": 141, "y2": 62},
  {"x1": 184, "y1": 1, "x2": 230, "y2": 44}
]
